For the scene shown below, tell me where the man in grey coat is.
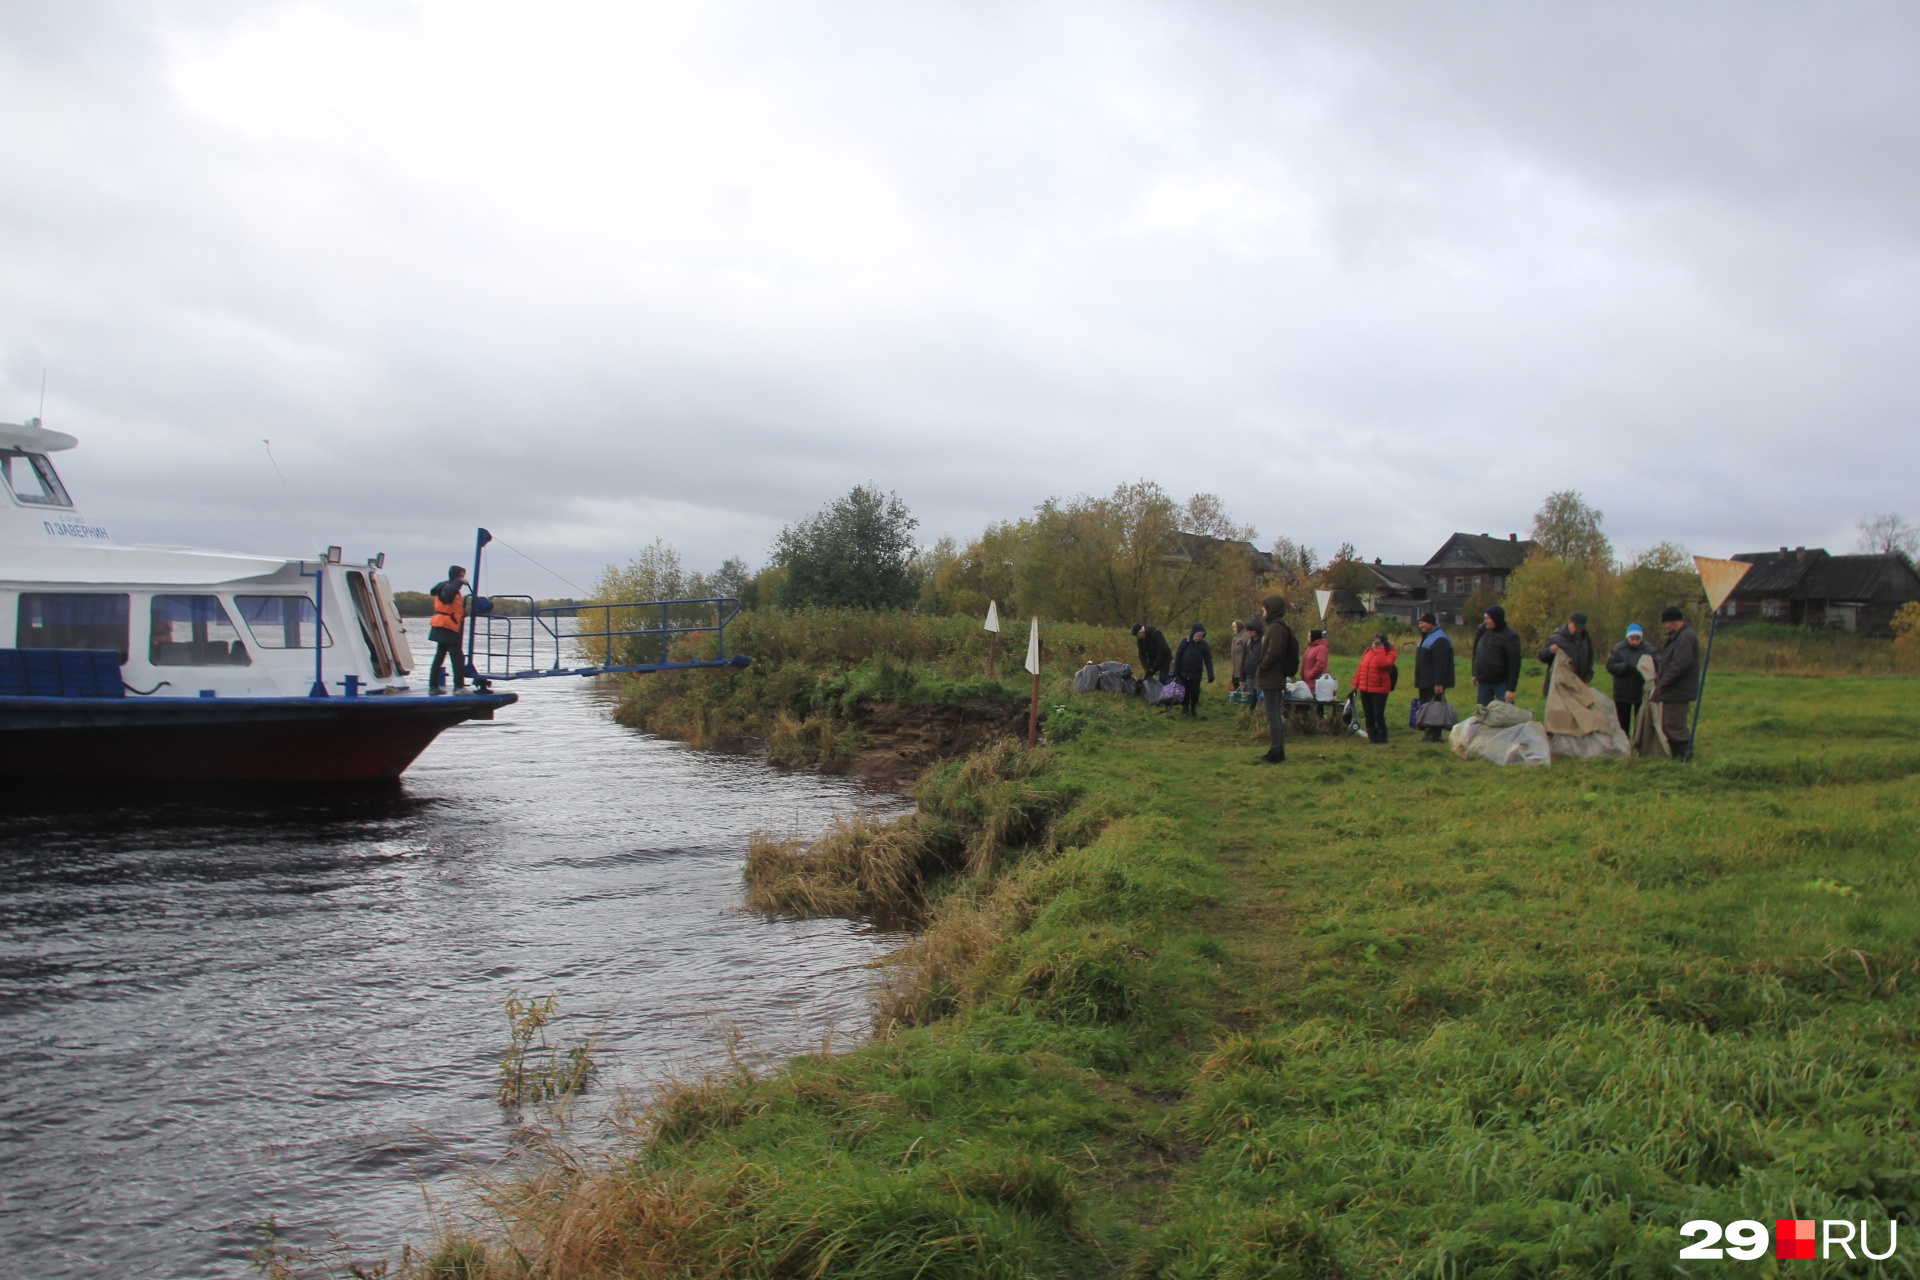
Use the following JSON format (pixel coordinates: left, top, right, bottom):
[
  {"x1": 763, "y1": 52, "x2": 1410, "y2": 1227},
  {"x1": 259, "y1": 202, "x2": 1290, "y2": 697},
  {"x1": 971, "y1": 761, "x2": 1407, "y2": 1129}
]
[
  {"x1": 1653, "y1": 606, "x2": 1700, "y2": 758},
  {"x1": 1538, "y1": 611, "x2": 1595, "y2": 696}
]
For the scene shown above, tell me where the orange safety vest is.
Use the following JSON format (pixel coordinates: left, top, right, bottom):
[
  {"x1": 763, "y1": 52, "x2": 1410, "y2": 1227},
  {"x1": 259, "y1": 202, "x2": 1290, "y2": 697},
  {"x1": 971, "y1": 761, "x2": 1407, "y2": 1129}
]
[{"x1": 430, "y1": 587, "x2": 466, "y2": 634}]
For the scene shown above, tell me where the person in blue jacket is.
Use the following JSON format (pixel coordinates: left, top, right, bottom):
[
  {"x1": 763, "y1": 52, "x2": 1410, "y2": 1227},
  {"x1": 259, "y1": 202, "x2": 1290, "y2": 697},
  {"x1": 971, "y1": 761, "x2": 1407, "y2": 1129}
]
[{"x1": 1413, "y1": 612, "x2": 1455, "y2": 741}]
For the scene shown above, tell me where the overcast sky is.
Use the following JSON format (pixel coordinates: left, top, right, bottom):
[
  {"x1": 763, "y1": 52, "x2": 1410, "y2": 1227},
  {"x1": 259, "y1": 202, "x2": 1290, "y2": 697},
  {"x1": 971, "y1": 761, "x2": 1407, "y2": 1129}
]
[{"x1": 3, "y1": 2, "x2": 1916, "y2": 593}]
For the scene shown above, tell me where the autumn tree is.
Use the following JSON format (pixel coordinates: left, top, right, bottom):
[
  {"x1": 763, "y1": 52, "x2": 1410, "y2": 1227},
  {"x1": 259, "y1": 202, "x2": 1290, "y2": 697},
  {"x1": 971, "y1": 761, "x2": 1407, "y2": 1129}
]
[
  {"x1": 1616, "y1": 541, "x2": 1704, "y2": 634},
  {"x1": 1531, "y1": 491, "x2": 1613, "y2": 569}
]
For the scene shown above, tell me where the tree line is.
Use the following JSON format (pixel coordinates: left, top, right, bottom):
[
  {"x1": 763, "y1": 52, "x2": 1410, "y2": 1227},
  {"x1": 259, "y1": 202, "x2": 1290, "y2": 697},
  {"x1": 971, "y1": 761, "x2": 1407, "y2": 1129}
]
[{"x1": 588, "y1": 481, "x2": 1912, "y2": 640}]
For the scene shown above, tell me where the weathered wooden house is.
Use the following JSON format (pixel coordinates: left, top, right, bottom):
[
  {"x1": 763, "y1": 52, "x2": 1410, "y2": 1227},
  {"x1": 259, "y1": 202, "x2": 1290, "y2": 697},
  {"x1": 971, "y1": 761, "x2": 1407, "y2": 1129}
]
[
  {"x1": 1164, "y1": 533, "x2": 1276, "y2": 576},
  {"x1": 1357, "y1": 560, "x2": 1431, "y2": 623},
  {"x1": 1423, "y1": 532, "x2": 1536, "y2": 625},
  {"x1": 1724, "y1": 548, "x2": 1920, "y2": 635}
]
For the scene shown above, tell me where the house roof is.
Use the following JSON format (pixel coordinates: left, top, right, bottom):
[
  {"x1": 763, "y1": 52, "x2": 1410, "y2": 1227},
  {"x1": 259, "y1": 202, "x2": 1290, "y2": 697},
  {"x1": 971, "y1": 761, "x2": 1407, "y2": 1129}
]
[
  {"x1": 1167, "y1": 533, "x2": 1275, "y2": 573},
  {"x1": 1424, "y1": 533, "x2": 1535, "y2": 571},
  {"x1": 1363, "y1": 562, "x2": 1429, "y2": 592},
  {"x1": 1730, "y1": 550, "x2": 1920, "y2": 602},
  {"x1": 1804, "y1": 554, "x2": 1920, "y2": 602},
  {"x1": 1730, "y1": 549, "x2": 1825, "y2": 595}
]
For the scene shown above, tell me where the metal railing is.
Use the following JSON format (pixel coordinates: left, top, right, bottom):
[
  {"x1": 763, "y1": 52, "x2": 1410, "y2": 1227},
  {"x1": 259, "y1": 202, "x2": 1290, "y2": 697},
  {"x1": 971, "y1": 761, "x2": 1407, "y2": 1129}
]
[{"x1": 467, "y1": 596, "x2": 747, "y2": 681}]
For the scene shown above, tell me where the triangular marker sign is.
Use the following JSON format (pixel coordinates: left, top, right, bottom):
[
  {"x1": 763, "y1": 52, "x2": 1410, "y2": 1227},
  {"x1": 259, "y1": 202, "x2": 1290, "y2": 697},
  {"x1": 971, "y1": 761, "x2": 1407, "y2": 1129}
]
[
  {"x1": 1024, "y1": 617, "x2": 1041, "y2": 676},
  {"x1": 984, "y1": 600, "x2": 1000, "y2": 633},
  {"x1": 1315, "y1": 590, "x2": 1332, "y2": 620},
  {"x1": 1694, "y1": 556, "x2": 1753, "y2": 613}
]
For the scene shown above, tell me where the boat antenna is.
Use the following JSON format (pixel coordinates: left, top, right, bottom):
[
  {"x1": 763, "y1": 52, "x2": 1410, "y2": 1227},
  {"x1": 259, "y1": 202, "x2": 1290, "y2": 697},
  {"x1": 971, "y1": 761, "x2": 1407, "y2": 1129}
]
[
  {"x1": 38, "y1": 369, "x2": 46, "y2": 422},
  {"x1": 491, "y1": 534, "x2": 592, "y2": 597},
  {"x1": 262, "y1": 438, "x2": 322, "y2": 555}
]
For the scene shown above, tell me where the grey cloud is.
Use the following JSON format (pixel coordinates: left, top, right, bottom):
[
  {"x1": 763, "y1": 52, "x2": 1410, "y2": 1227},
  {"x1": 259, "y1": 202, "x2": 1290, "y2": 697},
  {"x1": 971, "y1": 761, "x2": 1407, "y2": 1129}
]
[{"x1": 3, "y1": 1, "x2": 1916, "y2": 594}]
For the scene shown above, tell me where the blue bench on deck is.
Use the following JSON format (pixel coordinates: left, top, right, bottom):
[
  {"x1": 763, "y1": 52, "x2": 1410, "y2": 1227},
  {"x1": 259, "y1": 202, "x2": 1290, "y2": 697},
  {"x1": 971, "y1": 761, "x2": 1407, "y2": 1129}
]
[{"x1": 0, "y1": 649, "x2": 126, "y2": 698}]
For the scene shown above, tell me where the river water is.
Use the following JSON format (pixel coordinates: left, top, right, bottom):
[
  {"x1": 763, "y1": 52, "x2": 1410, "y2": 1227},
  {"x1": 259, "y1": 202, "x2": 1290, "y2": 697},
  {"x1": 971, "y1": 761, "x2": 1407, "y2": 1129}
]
[{"x1": 0, "y1": 656, "x2": 903, "y2": 1278}]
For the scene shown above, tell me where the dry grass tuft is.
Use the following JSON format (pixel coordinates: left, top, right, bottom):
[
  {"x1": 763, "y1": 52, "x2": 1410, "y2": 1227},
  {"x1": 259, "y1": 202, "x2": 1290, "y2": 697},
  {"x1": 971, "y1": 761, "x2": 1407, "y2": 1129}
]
[{"x1": 745, "y1": 815, "x2": 932, "y2": 921}]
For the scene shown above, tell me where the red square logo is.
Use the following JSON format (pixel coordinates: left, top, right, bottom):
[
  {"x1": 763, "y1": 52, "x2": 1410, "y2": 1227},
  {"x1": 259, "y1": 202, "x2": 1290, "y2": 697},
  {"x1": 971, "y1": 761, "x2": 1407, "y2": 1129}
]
[{"x1": 1776, "y1": 1219, "x2": 1816, "y2": 1260}]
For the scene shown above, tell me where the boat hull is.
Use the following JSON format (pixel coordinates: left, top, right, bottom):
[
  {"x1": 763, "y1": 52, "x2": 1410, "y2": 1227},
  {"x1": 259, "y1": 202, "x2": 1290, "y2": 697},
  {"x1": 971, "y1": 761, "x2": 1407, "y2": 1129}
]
[{"x1": 0, "y1": 692, "x2": 518, "y2": 782}]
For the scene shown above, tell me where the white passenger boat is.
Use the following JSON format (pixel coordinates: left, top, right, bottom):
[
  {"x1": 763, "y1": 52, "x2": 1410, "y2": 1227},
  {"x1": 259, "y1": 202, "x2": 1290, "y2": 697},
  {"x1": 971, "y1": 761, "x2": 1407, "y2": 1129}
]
[{"x1": 0, "y1": 418, "x2": 515, "y2": 781}]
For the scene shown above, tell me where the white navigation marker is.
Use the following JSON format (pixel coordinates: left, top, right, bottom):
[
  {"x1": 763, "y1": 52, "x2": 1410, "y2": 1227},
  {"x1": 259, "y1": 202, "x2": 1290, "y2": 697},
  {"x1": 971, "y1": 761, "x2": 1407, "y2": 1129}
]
[{"x1": 1024, "y1": 616, "x2": 1041, "y2": 676}]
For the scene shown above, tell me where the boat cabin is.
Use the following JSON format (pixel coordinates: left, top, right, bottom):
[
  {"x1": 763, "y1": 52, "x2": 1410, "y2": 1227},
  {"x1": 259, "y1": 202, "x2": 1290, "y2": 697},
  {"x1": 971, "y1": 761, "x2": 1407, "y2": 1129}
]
[{"x1": 2, "y1": 418, "x2": 415, "y2": 699}]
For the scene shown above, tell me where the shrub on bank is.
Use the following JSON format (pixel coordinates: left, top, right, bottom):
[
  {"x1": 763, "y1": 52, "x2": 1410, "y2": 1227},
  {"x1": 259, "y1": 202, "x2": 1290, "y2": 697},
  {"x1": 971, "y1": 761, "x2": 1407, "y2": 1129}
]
[{"x1": 609, "y1": 608, "x2": 1137, "y2": 766}]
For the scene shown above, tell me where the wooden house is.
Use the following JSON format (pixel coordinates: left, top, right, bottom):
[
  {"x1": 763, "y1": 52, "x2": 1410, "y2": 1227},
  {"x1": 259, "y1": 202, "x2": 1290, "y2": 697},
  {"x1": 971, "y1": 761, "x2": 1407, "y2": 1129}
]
[
  {"x1": 1357, "y1": 560, "x2": 1430, "y2": 623},
  {"x1": 1725, "y1": 548, "x2": 1920, "y2": 636},
  {"x1": 1423, "y1": 532, "x2": 1535, "y2": 625}
]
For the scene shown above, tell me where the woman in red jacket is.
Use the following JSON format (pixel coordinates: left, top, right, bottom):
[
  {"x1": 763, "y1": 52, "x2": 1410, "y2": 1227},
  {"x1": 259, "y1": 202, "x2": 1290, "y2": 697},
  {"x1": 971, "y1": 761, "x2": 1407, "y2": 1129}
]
[
  {"x1": 1352, "y1": 632, "x2": 1398, "y2": 744},
  {"x1": 1301, "y1": 629, "x2": 1330, "y2": 686}
]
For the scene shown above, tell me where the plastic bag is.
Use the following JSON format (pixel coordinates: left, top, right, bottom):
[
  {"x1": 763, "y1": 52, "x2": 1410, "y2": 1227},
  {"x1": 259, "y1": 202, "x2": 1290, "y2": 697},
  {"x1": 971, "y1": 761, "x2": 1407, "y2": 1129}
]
[
  {"x1": 1416, "y1": 697, "x2": 1459, "y2": 729},
  {"x1": 1315, "y1": 673, "x2": 1338, "y2": 701},
  {"x1": 1157, "y1": 679, "x2": 1186, "y2": 705},
  {"x1": 1286, "y1": 680, "x2": 1312, "y2": 701},
  {"x1": 1451, "y1": 718, "x2": 1551, "y2": 766},
  {"x1": 1139, "y1": 677, "x2": 1165, "y2": 703},
  {"x1": 1073, "y1": 662, "x2": 1100, "y2": 694},
  {"x1": 1478, "y1": 699, "x2": 1534, "y2": 729}
]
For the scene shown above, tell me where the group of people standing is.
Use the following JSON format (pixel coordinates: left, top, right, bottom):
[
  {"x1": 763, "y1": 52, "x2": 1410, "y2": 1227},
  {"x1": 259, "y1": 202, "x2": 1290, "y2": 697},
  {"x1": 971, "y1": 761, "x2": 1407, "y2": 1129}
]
[
  {"x1": 1130, "y1": 596, "x2": 1705, "y2": 759},
  {"x1": 1133, "y1": 595, "x2": 1309, "y2": 762},
  {"x1": 1386, "y1": 603, "x2": 1703, "y2": 751}
]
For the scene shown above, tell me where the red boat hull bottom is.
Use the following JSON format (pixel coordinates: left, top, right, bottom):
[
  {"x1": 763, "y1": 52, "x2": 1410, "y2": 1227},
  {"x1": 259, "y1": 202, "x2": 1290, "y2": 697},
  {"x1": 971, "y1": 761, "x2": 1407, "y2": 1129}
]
[{"x1": 0, "y1": 693, "x2": 517, "y2": 782}]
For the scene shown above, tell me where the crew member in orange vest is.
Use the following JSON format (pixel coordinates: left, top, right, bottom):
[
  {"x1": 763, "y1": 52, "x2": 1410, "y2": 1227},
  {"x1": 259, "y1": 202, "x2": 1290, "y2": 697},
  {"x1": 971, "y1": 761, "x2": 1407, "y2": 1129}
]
[{"x1": 428, "y1": 565, "x2": 469, "y2": 693}]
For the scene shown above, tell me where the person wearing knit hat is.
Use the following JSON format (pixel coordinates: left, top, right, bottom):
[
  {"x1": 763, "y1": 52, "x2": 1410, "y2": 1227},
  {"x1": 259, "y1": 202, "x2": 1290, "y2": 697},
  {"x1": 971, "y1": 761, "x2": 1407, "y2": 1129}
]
[
  {"x1": 1605, "y1": 622, "x2": 1657, "y2": 733},
  {"x1": 1470, "y1": 603, "x2": 1523, "y2": 706},
  {"x1": 1413, "y1": 611, "x2": 1455, "y2": 741},
  {"x1": 1537, "y1": 609, "x2": 1596, "y2": 697}
]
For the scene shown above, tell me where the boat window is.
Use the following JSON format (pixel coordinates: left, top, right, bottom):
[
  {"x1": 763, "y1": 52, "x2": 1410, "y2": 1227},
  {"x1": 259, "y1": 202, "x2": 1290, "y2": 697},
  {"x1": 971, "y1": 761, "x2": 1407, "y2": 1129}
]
[
  {"x1": 1, "y1": 449, "x2": 73, "y2": 507},
  {"x1": 234, "y1": 596, "x2": 334, "y2": 649},
  {"x1": 16, "y1": 593, "x2": 130, "y2": 662},
  {"x1": 150, "y1": 595, "x2": 252, "y2": 666}
]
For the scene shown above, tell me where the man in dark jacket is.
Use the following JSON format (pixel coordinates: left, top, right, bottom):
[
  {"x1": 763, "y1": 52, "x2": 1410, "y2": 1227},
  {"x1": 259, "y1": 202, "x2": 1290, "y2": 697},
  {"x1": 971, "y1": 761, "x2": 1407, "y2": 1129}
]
[
  {"x1": 1133, "y1": 624, "x2": 1173, "y2": 682},
  {"x1": 1604, "y1": 623, "x2": 1657, "y2": 732},
  {"x1": 1254, "y1": 595, "x2": 1299, "y2": 762},
  {"x1": 1538, "y1": 610, "x2": 1596, "y2": 696},
  {"x1": 1653, "y1": 606, "x2": 1700, "y2": 758},
  {"x1": 1171, "y1": 623, "x2": 1215, "y2": 717},
  {"x1": 1413, "y1": 612, "x2": 1454, "y2": 741},
  {"x1": 1470, "y1": 604, "x2": 1523, "y2": 706}
]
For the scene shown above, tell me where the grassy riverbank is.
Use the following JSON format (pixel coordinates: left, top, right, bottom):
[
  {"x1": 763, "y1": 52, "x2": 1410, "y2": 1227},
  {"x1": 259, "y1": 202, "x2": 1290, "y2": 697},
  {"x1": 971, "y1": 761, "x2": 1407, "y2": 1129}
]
[
  {"x1": 609, "y1": 609, "x2": 1136, "y2": 781},
  {"x1": 426, "y1": 640, "x2": 1920, "y2": 1278}
]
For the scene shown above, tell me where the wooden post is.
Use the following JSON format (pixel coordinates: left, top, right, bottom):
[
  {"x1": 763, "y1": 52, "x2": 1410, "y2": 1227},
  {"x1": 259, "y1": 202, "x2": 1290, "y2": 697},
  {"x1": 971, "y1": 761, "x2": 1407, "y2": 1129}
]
[{"x1": 1028, "y1": 670, "x2": 1041, "y2": 748}]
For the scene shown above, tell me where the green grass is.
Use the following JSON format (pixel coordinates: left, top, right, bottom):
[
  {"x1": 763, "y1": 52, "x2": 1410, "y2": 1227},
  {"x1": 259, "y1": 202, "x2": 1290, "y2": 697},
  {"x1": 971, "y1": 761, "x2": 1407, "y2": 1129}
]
[{"x1": 427, "y1": 645, "x2": 1920, "y2": 1279}]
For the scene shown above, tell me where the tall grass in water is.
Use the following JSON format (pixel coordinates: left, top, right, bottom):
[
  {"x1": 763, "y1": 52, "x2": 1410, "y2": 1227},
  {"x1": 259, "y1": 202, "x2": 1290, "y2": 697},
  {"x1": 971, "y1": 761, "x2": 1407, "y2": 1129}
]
[{"x1": 745, "y1": 739, "x2": 1084, "y2": 922}]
